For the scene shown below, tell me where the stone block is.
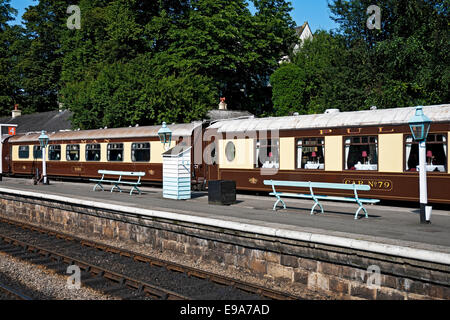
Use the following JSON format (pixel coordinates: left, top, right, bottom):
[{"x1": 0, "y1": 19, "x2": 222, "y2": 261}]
[
  {"x1": 350, "y1": 283, "x2": 376, "y2": 300},
  {"x1": 267, "y1": 262, "x2": 294, "y2": 281},
  {"x1": 329, "y1": 277, "x2": 349, "y2": 295},
  {"x1": 264, "y1": 251, "x2": 280, "y2": 263},
  {"x1": 298, "y1": 258, "x2": 317, "y2": 272},
  {"x1": 280, "y1": 254, "x2": 299, "y2": 268},
  {"x1": 307, "y1": 272, "x2": 329, "y2": 292},
  {"x1": 376, "y1": 289, "x2": 405, "y2": 300},
  {"x1": 293, "y1": 270, "x2": 309, "y2": 285},
  {"x1": 249, "y1": 259, "x2": 267, "y2": 275}
]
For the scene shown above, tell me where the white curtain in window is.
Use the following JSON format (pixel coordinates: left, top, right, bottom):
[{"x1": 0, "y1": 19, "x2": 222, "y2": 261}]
[
  {"x1": 443, "y1": 136, "x2": 447, "y2": 157},
  {"x1": 255, "y1": 141, "x2": 260, "y2": 167},
  {"x1": 344, "y1": 138, "x2": 351, "y2": 169},
  {"x1": 321, "y1": 143, "x2": 325, "y2": 164},
  {"x1": 297, "y1": 140, "x2": 302, "y2": 168},
  {"x1": 405, "y1": 136, "x2": 413, "y2": 170}
]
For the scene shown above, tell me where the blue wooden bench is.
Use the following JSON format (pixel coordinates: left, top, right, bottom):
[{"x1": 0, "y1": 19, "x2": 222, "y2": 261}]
[
  {"x1": 263, "y1": 180, "x2": 380, "y2": 220},
  {"x1": 90, "y1": 170, "x2": 146, "y2": 195}
]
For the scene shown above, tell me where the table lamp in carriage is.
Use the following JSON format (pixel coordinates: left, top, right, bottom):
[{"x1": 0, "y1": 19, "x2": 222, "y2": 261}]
[
  {"x1": 38, "y1": 130, "x2": 49, "y2": 185},
  {"x1": 408, "y1": 106, "x2": 432, "y2": 224},
  {"x1": 311, "y1": 151, "x2": 317, "y2": 163},
  {"x1": 362, "y1": 151, "x2": 368, "y2": 164},
  {"x1": 426, "y1": 150, "x2": 433, "y2": 165},
  {"x1": 158, "y1": 122, "x2": 172, "y2": 151}
]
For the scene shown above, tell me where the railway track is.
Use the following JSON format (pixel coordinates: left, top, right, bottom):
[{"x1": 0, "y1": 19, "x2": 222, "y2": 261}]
[
  {"x1": 0, "y1": 217, "x2": 300, "y2": 300},
  {"x1": 0, "y1": 281, "x2": 33, "y2": 300}
]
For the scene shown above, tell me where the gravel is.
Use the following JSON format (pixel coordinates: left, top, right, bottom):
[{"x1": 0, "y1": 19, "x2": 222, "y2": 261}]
[
  {"x1": 0, "y1": 219, "x2": 333, "y2": 300},
  {"x1": 0, "y1": 251, "x2": 118, "y2": 300}
]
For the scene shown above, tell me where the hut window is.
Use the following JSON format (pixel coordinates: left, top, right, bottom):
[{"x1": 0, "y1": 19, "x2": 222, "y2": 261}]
[
  {"x1": 405, "y1": 134, "x2": 447, "y2": 172},
  {"x1": 225, "y1": 141, "x2": 235, "y2": 162},
  {"x1": 49, "y1": 145, "x2": 61, "y2": 161},
  {"x1": 86, "y1": 144, "x2": 101, "y2": 161},
  {"x1": 255, "y1": 139, "x2": 279, "y2": 169},
  {"x1": 33, "y1": 145, "x2": 42, "y2": 159},
  {"x1": 345, "y1": 136, "x2": 378, "y2": 170},
  {"x1": 66, "y1": 144, "x2": 80, "y2": 161},
  {"x1": 297, "y1": 138, "x2": 324, "y2": 170},
  {"x1": 107, "y1": 143, "x2": 123, "y2": 162},
  {"x1": 18, "y1": 146, "x2": 29, "y2": 159},
  {"x1": 131, "y1": 143, "x2": 150, "y2": 162}
]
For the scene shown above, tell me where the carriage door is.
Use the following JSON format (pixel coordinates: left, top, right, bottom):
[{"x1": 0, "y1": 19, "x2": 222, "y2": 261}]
[
  {"x1": 206, "y1": 138, "x2": 219, "y2": 181},
  {"x1": 0, "y1": 125, "x2": 17, "y2": 175}
]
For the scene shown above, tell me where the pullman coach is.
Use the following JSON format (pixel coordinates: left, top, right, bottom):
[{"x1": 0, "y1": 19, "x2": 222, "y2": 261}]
[{"x1": 2, "y1": 104, "x2": 449, "y2": 204}]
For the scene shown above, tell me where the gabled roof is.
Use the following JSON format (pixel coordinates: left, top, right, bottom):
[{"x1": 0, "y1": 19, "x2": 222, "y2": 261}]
[{"x1": 0, "y1": 110, "x2": 73, "y2": 134}]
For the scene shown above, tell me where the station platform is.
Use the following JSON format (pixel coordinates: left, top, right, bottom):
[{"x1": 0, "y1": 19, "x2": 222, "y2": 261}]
[{"x1": 1, "y1": 177, "x2": 449, "y2": 256}]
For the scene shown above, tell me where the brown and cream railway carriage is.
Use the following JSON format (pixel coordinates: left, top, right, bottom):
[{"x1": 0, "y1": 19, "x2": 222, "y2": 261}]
[
  {"x1": 2, "y1": 104, "x2": 450, "y2": 204},
  {"x1": 2, "y1": 122, "x2": 206, "y2": 184},
  {"x1": 205, "y1": 104, "x2": 450, "y2": 204}
]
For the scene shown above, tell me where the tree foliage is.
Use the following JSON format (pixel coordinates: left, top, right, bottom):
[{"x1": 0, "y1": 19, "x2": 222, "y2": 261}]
[{"x1": 270, "y1": 0, "x2": 449, "y2": 116}]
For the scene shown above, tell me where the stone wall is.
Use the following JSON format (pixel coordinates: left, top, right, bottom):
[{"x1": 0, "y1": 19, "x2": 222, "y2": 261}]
[{"x1": 0, "y1": 192, "x2": 449, "y2": 300}]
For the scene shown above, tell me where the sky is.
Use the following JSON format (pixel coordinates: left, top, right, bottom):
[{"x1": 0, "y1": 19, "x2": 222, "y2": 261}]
[{"x1": 9, "y1": 0, "x2": 339, "y2": 32}]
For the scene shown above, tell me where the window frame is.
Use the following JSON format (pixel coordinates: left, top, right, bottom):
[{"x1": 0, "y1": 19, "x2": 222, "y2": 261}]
[
  {"x1": 33, "y1": 145, "x2": 42, "y2": 159},
  {"x1": 404, "y1": 133, "x2": 448, "y2": 173},
  {"x1": 254, "y1": 138, "x2": 280, "y2": 169},
  {"x1": 295, "y1": 137, "x2": 325, "y2": 170},
  {"x1": 107, "y1": 143, "x2": 124, "y2": 162},
  {"x1": 225, "y1": 141, "x2": 236, "y2": 162},
  {"x1": 343, "y1": 135, "x2": 379, "y2": 171},
  {"x1": 66, "y1": 144, "x2": 80, "y2": 162},
  {"x1": 131, "y1": 142, "x2": 151, "y2": 163},
  {"x1": 18, "y1": 146, "x2": 29, "y2": 159},
  {"x1": 85, "y1": 144, "x2": 101, "y2": 162},
  {"x1": 48, "y1": 145, "x2": 61, "y2": 161}
]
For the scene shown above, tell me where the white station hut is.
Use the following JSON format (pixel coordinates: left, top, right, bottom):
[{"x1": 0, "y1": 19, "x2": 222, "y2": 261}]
[{"x1": 162, "y1": 143, "x2": 192, "y2": 200}]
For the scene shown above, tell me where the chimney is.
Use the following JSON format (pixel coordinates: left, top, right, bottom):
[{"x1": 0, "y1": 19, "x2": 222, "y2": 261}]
[
  {"x1": 12, "y1": 104, "x2": 21, "y2": 118},
  {"x1": 219, "y1": 97, "x2": 227, "y2": 110}
]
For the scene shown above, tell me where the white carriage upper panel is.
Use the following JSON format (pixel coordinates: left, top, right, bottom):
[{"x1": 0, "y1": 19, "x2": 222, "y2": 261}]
[{"x1": 208, "y1": 104, "x2": 450, "y2": 133}]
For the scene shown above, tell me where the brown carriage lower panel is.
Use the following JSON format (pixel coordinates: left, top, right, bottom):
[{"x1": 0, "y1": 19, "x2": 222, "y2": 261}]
[
  {"x1": 11, "y1": 161, "x2": 163, "y2": 182},
  {"x1": 217, "y1": 169, "x2": 450, "y2": 204}
]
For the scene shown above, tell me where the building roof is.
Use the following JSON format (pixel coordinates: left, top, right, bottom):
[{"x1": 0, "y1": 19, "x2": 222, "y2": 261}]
[
  {"x1": 0, "y1": 109, "x2": 73, "y2": 134},
  {"x1": 206, "y1": 109, "x2": 254, "y2": 121},
  {"x1": 207, "y1": 104, "x2": 450, "y2": 133}
]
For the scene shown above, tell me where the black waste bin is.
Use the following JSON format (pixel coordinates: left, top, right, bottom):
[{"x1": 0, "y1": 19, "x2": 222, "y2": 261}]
[{"x1": 208, "y1": 180, "x2": 236, "y2": 205}]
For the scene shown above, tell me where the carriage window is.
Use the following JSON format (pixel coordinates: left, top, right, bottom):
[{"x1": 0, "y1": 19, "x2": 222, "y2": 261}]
[
  {"x1": 225, "y1": 141, "x2": 235, "y2": 162},
  {"x1": 86, "y1": 144, "x2": 101, "y2": 161},
  {"x1": 108, "y1": 143, "x2": 123, "y2": 162},
  {"x1": 297, "y1": 138, "x2": 324, "y2": 170},
  {"x1": 255, "y1": 139, "x2": 280, "y2": 169},
  {"x1": 131, "y1": 143, "x2": 150, "y2": 162},
  {"x1": 345, "y1": 136, "x2": 378, "y2": 170},
  {"x1": 49, "y1": 145, "x2": 61, "y2": 161},
  {"x1": 405, "y1": 134, "x2": 447, "y2": 172},
  {"x1": 66, "y1": 144, "x2": 80, "y2": 161},
  {"x1": 18, "y1": 146, "x2": 29, "y2": 159},
  {"x1": 33, "y1": 145, "x2": 42, "y2": 159}
]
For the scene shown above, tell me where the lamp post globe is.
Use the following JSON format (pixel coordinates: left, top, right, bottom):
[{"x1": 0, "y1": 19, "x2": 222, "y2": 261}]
[
  {"x1": 408, "y1": 106, "x2": 432, "y2": 224},
  {"x1": 38, "y1": 130, "x2": 49, "y2": 185},
  {"x1": 158, "y1": 122, "x2": 172, "y2": 151}
]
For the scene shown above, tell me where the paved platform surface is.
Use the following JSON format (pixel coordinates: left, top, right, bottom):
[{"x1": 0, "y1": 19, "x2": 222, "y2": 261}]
[{"x1": 1, "y1": 177, "x2": 450, "y2": 254}]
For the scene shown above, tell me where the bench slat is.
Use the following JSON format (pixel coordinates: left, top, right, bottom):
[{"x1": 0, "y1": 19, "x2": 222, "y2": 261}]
[{"x1": 264, "y1": 180, "x2": 371, "y2": 191}]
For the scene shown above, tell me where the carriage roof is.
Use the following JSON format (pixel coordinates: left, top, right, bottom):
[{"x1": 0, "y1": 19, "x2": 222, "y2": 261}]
[
  {"x1": 207, "y1": 104, "x2": 450, "y2": 133},
  {"x1": 8, "y1": 122, "x2": 202, "y2": 143}
]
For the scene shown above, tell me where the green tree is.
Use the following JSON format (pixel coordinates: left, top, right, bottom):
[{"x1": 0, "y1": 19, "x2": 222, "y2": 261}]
[
  {"x1": 329, "y1": 0, "x2": 449, "y2": 108},
  {"x1": 0, "y1": 0, "x2": 22, "y2": 116},
  {"x1": 60, "y1": 0, "x2": 296, "y2": 129},
  {"x1": 18, "y1": 0, "x2": 73, "y2": 114}
]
